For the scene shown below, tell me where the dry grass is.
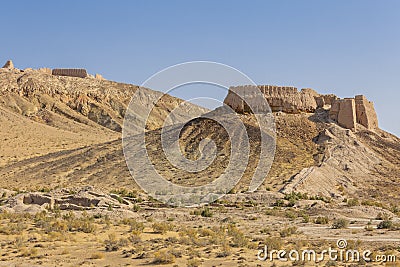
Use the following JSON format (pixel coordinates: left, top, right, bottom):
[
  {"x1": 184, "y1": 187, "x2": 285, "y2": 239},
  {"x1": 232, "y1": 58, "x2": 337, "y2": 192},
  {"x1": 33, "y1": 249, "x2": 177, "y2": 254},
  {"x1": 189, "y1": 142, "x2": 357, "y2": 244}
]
[
  {"x1": 90, "y1": 252, "x2": 104, "y2": 259},
  {"x1": 152, "y1": 248, "x2": 176, "y2": 264},
  {"x1": 152, "y1": 222, "x2": 174, "y2": 234}
]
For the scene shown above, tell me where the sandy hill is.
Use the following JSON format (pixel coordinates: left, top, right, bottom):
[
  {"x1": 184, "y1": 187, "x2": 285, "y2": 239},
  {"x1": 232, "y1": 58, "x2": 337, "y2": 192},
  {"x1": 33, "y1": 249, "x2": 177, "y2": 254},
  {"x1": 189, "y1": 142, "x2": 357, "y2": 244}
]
[{"x1": 0, "y1": 67, "x2": 207, "y2": 167}]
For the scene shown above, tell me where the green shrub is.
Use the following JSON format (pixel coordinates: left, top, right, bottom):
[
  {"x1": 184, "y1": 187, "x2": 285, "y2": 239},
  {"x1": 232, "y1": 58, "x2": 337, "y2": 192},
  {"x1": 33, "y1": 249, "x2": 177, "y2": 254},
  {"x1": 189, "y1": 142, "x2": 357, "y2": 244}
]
[
  {"x1": 201, "y1": 207, "x2": 213, "y2": 217},
  {"x1": 110, "y1": 188, "x2": 138, "y2": 198},
  {"x1": 279, "y1": 226, "x2": 298, "y2": 237},
  {"x1": 347, "y1": 198, "x2": 359, "y2": 207},
  {"x1": 377, "y1": 220, "x2": 393, "y2": 229},
  {"x1": 315, "y1": 216, "x2": 329, "y2": 225},
  {"x1": 302, "y1": 214, "x2": 310, "y2": 223},
  {"x1": 191, "y1": 206, "x2": 213, "y2": 217},
  {"x1": 331, "y1": 218, "x2": 349, "y2": 229},
  {"x1": 274, "y1": 199, "x2": 285, "y2": 207},
  {"x1": 284, "y1": 192, "x2": 309, "y2": 201}
]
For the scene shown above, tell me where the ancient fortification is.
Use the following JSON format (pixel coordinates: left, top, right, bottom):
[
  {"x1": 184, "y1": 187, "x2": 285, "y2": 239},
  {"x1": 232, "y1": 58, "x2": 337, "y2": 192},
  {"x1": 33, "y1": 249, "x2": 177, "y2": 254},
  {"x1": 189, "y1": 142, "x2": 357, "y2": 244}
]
[
  {"x1": 2, "y1": 59, "x2": 378, "y2": 131},
  {"x1": 225, "y1": 85, "x2": 319, "y2": 114},
  {"x1": 224, "y1": 85, "x2": 378, "y2": 131},
  {"x1": 328, "y1": 95, "x2": 378, "y2": 131},
  {"x1": 1, "y1": 59, "x2": 105, "y2": 80},
  {"x1": 52, "y1": 68, "x2": 88, "y2": 78}
]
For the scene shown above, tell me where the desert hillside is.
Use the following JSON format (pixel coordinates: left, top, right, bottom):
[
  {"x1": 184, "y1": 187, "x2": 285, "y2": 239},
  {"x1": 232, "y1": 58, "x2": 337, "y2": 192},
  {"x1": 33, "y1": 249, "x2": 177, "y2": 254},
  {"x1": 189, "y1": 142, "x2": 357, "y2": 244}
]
[
  {"x1": 0, "y1": 66, "x2": 399, "y2": 207},
  {"x1": 1, "y1": 63, "x2": 400, "y2": 266},
  {"x1": 0, "y1": 67, "x2": 207, "y2": 167}
]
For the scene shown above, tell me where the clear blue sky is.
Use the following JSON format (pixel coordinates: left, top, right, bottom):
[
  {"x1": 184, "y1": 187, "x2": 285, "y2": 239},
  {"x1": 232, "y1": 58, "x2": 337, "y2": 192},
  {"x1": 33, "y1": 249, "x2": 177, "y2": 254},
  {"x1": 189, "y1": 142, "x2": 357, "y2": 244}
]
[{"x1": 1, "y1": 0, "x2": 399, "y2": 135}]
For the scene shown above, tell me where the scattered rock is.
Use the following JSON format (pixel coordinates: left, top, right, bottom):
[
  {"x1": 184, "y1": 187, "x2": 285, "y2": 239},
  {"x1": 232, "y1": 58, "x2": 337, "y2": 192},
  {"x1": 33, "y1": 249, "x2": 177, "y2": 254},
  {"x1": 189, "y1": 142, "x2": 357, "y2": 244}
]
[
  {"x1": 0, "y1": 187, "x2": 134, "y2": 213},
  {"x1": 95, "y1": 73, "x2": 105, "y2": 80}
]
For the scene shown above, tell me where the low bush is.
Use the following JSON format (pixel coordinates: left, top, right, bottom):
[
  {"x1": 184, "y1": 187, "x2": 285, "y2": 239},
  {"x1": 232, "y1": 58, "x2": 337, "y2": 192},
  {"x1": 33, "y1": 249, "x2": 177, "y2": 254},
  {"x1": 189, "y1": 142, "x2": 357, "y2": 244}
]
[
  {"x1": 152, "y1": 249, "x2": 176, "y2": 264},
  {"x1": 152, "y1": 222, "x2": 174, "y2": 234},
  {"x1": 279, "y1": 226, "x2": 298, "y2": 237},
  {"x1": 315, "y1": 216, "x2": 329, "y2": 224},
  {"x1": 331, "y1": 218, "x2": 349, "y2": 229},
  {"x1": 377, "y1": 220, "x2": 393, "y2": 229}
]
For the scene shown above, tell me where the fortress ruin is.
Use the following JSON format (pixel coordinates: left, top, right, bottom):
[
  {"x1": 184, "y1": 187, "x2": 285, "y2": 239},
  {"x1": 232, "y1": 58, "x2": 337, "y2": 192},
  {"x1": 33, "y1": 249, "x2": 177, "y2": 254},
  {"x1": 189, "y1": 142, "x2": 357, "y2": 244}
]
[
  {"x1": 224, "y1": 85, "x2": 319, "y2": 114},
  {"x1": 52, "y1": 68, "x2": 88, "y2": 78},
  {"x1": 224, "y1": 85, "x2": 378, "y2": 131},
  {"x1": 329, "y1": 95, "x2": 378, "y2": 131}
]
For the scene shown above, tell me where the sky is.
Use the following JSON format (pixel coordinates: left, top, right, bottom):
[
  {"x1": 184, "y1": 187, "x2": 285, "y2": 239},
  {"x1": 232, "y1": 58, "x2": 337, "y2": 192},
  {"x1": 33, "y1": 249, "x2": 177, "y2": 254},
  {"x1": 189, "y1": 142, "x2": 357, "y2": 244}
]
[{"x1": 1, "y1": 0, "x2": 399, "y2": 135}]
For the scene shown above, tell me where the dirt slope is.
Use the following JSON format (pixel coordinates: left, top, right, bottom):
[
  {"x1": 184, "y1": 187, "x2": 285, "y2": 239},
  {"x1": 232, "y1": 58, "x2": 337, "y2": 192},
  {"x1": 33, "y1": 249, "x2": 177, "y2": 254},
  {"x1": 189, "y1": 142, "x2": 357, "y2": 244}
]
[{"x1": 0, "y1": 68, "x2": 207, "y2": 166}]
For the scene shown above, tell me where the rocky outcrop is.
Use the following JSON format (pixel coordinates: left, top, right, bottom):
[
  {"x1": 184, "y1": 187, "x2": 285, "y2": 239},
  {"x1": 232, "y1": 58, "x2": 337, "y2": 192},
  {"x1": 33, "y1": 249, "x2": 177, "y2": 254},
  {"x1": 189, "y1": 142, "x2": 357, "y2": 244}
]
[
  {"x1": 224, "y1": 85, "x2": 319, "y2": 114},
  {"x1": 2, "y1": 60, "x2": 14, "y2": 69},
  {"x1": 2, "y1": 187, "x2": 135, "y2": 213},
  {"x1": 0, "y1": 69, "x2": 208, "y2": 135},
  {"x1": 280, "y1": 124, "x2": 384, "y2": 198},
  {"x1": 52, "y1": 68, "x2": 88, "y2": 78}
]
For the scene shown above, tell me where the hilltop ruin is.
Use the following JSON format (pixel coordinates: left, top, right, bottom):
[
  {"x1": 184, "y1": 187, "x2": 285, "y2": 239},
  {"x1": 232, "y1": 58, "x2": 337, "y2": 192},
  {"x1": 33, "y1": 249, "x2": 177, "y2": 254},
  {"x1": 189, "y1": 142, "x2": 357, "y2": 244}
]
[
  {"x1": 1, "y1": 59, "x2": 104, "y2": 80},
  {"x1": 224, "y1": 85, "x2": 378, "y2": 131},
  {"x1": 52, "y1": 68, "x2": 88, "y2": 78}
]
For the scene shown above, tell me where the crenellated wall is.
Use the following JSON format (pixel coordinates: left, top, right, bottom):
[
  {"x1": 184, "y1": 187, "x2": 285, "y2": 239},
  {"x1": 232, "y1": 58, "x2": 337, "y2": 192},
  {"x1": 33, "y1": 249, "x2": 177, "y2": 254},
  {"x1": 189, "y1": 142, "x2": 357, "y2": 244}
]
[
  {"x1": 224, "y1": 85, "x2": 318, "y2": 114},
  {"x1": 224, "y1": 84, "x2": 379, "y2": 131}
]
